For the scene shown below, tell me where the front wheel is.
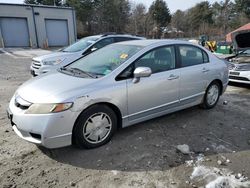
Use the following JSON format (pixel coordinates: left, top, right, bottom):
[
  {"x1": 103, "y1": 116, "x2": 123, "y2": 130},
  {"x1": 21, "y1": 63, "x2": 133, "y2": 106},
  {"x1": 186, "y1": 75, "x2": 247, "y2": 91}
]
[
  {"x1": 201, "y1": 82, "x2": 221, "y2": 109},
  {"x1": 73, "y1": 105, "x2": 117, "y2": 149}
]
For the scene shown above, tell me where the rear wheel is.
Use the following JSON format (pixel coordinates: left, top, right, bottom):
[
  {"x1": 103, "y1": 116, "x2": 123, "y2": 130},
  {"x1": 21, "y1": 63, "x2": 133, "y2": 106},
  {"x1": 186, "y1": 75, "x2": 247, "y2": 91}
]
[
  {"x1": 73, "y1": 105, "x2": 117, "y2": 149},
  {"x1": 201, "y1": 82, "x2": 220, "y2": 109}
]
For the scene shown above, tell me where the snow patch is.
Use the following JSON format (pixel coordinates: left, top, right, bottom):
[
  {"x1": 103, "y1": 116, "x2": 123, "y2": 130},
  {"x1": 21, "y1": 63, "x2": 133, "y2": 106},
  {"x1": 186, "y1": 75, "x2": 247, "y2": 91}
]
[{"x1": 191, "y1": 166, "x2": 250, "y2": 188}]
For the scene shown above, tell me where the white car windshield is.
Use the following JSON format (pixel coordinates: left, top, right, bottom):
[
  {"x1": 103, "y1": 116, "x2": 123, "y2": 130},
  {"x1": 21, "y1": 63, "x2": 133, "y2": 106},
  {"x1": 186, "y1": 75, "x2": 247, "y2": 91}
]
[
  {"x1": 66, "y1": 44, "x2": 143, "y2": 77},
  {"x1": 239, "y1": 49, "x2": 250, "y2": 56},
  {"x1": 62, "y1": 36, "x2": 99, "y2": 52}
]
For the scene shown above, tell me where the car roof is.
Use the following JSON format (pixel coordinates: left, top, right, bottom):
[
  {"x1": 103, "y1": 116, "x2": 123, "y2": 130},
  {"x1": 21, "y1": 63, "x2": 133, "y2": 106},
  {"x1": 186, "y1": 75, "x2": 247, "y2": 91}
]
[
  {"x1": 117, "y1": 39, "x2": 192, "y2": 47},
  {"x1": 88, "y1": 34, "x2": 145, "y2": 40}
]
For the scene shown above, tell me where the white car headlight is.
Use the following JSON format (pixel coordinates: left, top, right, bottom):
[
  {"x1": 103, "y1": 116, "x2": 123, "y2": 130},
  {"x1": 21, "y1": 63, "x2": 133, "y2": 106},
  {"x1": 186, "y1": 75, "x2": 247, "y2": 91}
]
[
  {"x1": 43, "y1": 59, "x2": 64, "y2": 65},
  {"x1": 25, "y1": 103, "x2": 73, "y2": 114}
]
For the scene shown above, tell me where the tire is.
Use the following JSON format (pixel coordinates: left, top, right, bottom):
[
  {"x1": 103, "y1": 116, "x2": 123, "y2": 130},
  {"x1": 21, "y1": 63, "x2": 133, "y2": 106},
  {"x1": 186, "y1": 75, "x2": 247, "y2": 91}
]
[
  {"x1": 73, "y1": 104, "x2": 117, "y2": 149},
  {"x1": 201, "y1": 81, "x2": 221, "y2": 109}
]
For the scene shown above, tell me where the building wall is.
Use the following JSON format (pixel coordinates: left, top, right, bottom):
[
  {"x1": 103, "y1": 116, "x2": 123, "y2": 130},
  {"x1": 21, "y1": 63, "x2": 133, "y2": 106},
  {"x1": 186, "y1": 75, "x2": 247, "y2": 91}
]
[{"x1": 0, "y1": 3, "x2": 76, "y2": 48}]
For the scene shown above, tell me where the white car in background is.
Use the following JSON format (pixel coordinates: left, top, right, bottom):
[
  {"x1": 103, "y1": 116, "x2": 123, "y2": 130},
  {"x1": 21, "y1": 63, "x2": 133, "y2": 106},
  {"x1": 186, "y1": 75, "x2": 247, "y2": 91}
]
[
  {"x1": 30, "y1": 34, "x2": 144, "y2": 76},
  {"x1": 228, "y1": 30, "x2": 250, "y2": 84}
]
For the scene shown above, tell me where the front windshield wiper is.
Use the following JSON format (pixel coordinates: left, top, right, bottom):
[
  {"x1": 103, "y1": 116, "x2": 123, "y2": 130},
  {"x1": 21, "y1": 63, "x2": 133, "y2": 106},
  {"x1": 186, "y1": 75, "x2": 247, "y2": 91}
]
[
  {"x1": 60, "y1": 67, "x2": 103, "y2": 78},
  {"x1": 69, "y1": 67, "x2": 97, "y2": 78}
]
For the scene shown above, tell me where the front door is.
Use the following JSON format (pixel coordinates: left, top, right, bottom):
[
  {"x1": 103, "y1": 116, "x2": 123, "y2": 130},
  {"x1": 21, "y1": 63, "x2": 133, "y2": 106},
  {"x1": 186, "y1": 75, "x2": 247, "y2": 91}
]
[{"x1": 126, "y1": 45, "x2": 180, "y2": 123}]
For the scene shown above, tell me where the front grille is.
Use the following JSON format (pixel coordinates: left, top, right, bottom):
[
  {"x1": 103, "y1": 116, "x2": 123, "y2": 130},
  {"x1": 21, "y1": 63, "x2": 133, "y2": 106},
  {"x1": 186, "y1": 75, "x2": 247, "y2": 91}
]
[
  {"x1": 31, "y1": 60, "x2": 41, "y2": 69},
  {"x1": 229, "y1": 76, "x2": 249, "y2": 81}
]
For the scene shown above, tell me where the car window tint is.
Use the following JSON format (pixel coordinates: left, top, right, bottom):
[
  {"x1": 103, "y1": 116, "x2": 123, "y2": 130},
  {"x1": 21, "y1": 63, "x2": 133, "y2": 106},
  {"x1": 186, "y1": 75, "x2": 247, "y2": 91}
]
[
  {"x1": 179, "y1": 46, "x2": 204, "y2": 67},
  {"x1": 69, "y1": 44, "x2": 142, "y2": 76},
  {"x1": 92, "y1": 38, "x2": 114, "y2": 49},
  {"x1": 114, "y1": 37, "x2": 135, "y2": 42},
  {"x1": 135, "y1": 46, "x2": 176, "y2": 74},
  {"x1": 203, "y1": 51, "x2": 209, "y2": 63}
]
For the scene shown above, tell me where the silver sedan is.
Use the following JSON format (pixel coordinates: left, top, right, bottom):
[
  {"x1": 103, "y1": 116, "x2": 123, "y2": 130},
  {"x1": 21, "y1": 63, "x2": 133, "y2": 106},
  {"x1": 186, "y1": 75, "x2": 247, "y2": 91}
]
[{"x1": 7, "y1": 40, "x2": 229, "y2": 149}]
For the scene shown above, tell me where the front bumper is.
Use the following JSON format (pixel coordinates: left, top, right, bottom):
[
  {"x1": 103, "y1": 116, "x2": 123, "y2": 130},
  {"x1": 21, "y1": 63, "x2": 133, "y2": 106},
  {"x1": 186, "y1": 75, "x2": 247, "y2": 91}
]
[
  {"x1": 7, "y1": 96, "x2": 79, "y2": 148},
  {"x1": 30, "y1": 64, "x2": 54, "y2": 76},
  {"x1": 229, "y1": 70, "x2": 250, "y2": 84}
]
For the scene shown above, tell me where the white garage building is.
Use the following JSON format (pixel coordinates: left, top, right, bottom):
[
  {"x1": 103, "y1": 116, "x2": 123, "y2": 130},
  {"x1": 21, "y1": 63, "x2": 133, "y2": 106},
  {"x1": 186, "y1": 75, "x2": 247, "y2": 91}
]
[{"x1": 0, "y1": 3, "x2": 76, "y2": 48}]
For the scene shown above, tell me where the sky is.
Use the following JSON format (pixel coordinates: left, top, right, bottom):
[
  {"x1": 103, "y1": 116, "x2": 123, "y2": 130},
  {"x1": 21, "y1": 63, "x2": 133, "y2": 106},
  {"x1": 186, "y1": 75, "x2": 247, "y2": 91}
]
[
  {"x1": 133, "y1": 0, "x2": 220, "y2": 13},
  {"x1": 0, "y1": 0, "x2": 221, "y2": 13}
]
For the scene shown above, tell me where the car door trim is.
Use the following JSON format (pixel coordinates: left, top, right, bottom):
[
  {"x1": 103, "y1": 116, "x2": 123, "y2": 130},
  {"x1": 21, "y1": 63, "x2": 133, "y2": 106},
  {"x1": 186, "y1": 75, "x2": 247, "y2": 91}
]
[
  {"x1": 180, "y1": 91, "x2": 205, "y2": 102},
  {"x1": 122, "y1": 99, "x2": 179, "y2": 119}
]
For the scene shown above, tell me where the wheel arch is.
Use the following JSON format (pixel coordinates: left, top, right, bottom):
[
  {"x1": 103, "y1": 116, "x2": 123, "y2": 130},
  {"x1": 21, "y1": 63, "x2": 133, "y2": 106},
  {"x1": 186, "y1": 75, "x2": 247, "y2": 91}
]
[
  {"x1": 72, "y1": 102, "x2": 123, "y2": 143},
  {"x1": 208, "y1": 79, "x2": 223, "y2": 95}
]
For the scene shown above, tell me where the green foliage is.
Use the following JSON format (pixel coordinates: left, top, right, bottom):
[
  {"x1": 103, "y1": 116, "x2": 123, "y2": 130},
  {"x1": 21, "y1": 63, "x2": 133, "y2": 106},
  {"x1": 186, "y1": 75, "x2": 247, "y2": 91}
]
[
  {"x1": 235, "y1": 0, "x2": 250, "y2": 18},
  {"x1": 96, "y1": 0, "x2": 130, "y2": 32},
  {"x1": 171, "y1": 10, "x2": 187, "y2": 31},
  {"x1": 149, "y1": 0, "x2": 171, "y2": 27}
]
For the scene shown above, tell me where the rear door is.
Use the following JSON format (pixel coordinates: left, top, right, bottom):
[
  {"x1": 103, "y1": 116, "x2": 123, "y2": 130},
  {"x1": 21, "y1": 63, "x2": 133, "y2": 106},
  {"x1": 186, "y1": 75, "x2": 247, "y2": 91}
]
[{"x1": 177, "y1": 45, "x2": 210, "y2": 104}]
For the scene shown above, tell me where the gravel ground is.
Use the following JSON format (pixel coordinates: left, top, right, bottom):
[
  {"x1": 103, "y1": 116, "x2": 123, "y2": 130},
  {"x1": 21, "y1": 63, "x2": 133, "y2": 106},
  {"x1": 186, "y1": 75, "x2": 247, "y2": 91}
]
[{"x1": 0, "y1": 51, "x2": 250, "y2": 188}]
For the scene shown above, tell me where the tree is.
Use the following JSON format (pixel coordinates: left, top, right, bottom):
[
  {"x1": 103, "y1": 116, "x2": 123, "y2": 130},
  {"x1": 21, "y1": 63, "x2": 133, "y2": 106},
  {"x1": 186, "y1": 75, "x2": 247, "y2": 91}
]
[
  {"x1": 212, "y1": 0, "x2": 236, "y2": 35},
  {"x1": 235, "y1": 0, "x2": 250, "y2": 18},
  {"x1": 149, "y1": 0, "x2": 171, "y2": 27},
  {"x1": 149, "y1": 0, "x2": 171, "y2": 38},
  {"x1": 127, "y1": 3, "x2": 147, "y2": 35},
  {"x1": 93, "y1": 0, "x2": 130, "y2": 33},
  {"x1": 171, "y1": 10, "x2": 187, "y2": 32},
  {"x1": 184, "y1": 1, "x2": 213, "y2": 36},
  {"x1": 66, "y1": 0, "x2": 96, "y2": 34}
]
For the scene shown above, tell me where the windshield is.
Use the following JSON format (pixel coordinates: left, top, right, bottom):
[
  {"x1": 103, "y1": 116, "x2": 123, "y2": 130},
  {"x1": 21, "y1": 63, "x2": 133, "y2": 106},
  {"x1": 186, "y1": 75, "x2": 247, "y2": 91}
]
[
  {"x1": 239, "y1": 49, "x2": 250, "y2": 56},
  {"x1": 66, "y1": 44, "x2": 143, "y2": 77},
  {"x1": 62, "y1": 36, "x2": 99, "y2": 52}
]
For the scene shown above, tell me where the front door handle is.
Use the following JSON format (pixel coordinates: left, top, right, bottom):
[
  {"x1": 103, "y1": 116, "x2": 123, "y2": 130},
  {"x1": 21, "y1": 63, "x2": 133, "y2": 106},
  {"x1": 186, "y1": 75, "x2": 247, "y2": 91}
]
[
  {"x1": 168, "y1": 74, "x2": 179, "y2": 80},
  {"x1": 202, "y1": 68, "x2": 210, "y2": 73}
]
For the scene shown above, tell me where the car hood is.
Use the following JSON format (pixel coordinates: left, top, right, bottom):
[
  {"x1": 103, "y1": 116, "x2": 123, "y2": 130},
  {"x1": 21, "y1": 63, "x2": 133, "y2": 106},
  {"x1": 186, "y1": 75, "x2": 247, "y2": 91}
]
[
  {"x1": 16, "y1": 72, "x2": 98, "y2": 103},
  {"x1": 33, "y1": 51, "x2": 80, "y2": 62},
  {"x1": 232, "y1": 56, "x2": 250, "y2": 64},
  {"x1": 232, "y1": 30, "x2": 250, "y2": 51}
]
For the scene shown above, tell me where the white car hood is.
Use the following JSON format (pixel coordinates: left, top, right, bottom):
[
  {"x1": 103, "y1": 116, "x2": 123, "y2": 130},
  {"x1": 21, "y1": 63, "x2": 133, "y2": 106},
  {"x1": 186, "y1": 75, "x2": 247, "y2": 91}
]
[
  {"x1": 17, "y1": 72, "x2": 98, "y2": 103},
  {"x1": 33, "y1": 51, "x2": 80, "y2": 62}
]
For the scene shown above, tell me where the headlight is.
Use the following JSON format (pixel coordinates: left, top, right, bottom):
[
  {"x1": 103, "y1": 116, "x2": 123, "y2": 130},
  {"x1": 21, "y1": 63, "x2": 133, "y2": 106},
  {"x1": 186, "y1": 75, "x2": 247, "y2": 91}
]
[
  {"x1": 25, "y1": 103, "x2": 73, "y2": 114},
  {"x1": 43, "y1": 59, "x2": 64, "y2": 65}
]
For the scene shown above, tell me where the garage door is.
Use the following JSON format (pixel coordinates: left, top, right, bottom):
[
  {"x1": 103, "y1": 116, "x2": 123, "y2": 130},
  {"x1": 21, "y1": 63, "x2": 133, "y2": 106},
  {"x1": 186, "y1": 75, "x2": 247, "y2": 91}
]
[
  {"x1": 45, "y1": 19, "x2": 69, "y2": 47},
  {"x1": 0, "y1": 17, "x2": 30, "y2": 47}
]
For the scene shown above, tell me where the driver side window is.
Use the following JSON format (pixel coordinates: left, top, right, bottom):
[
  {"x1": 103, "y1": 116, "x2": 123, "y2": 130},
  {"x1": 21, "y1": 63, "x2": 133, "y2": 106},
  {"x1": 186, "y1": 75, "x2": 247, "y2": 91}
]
[
  {"x1": 116, "y1": 46, "x2": 176, "y2": 81},
  {"x1": 135, "y1": 46, "x2": 176, "y2": 74}
]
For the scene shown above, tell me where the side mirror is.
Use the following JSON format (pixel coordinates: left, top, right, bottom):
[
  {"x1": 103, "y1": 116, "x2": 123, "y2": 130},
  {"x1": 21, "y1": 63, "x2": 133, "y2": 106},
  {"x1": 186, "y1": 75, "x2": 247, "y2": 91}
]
[{"x1": 133, "y1": 67, "x2": 152, "y2": 83}]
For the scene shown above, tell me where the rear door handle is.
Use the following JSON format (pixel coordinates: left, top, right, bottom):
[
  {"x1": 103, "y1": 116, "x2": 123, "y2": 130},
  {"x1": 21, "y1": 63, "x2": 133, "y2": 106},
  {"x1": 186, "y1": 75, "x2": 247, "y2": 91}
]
[
  {"x1": 202, "y1": 68, "x2": 210, "y2": 73},
  {"x1": 168, "y1": 74, "x2": 179, "y2": 80}
]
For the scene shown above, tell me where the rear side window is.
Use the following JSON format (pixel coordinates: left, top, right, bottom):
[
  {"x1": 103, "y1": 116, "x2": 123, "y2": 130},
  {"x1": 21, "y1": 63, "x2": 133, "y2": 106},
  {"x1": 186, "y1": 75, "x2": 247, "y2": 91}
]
[
  {"x1": 114, "y1": 37, "x2": 138, "y2": 42},
  {"x1": 92, "y1": 37, "x2": 114, "y2": 49},
  {"x1": 179, "y1": 45, "x2": 209, "y2": 67},
  {"x1": 203, "y1": 51, "x2": 209, "y2": 63}
]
